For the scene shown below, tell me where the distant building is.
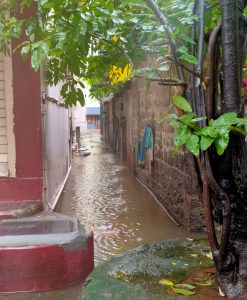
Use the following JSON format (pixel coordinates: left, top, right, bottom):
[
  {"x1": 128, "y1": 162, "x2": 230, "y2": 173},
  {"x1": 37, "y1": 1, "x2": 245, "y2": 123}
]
[
  {"x1": 86, "y1": 107, "x2": 101, "y2": 129},
  {"x1": 72, "y1": 86, "x2": 100, "y2": 138}
]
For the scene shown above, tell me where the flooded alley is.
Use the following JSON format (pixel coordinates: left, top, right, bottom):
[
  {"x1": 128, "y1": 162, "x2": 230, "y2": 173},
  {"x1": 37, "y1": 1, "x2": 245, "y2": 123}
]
[
  {"x1": 57, "y1": 130, "x2": 188, "y2": 265},
  {"x1": 0, "y1": 131, "x2": 192, "y2": 300}
]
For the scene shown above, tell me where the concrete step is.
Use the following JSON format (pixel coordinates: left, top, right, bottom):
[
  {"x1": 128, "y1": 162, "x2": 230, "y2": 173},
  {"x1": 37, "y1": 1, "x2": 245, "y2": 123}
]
[
  {"x1": 0, "y1": 200, "x2": 43, "y2": 220},
  {"x1": 0, "y1": 212, "x2": 94, "y2": 293}
]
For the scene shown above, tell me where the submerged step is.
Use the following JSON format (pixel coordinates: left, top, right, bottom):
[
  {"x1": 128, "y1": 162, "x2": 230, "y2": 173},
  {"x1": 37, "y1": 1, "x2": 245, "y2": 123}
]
[
  {"x1": 0, "y1": 212, "x2": 94, "y2": 293},
  {"x1": 0, "y1": 200, "x2": 43, "y2": 220}
]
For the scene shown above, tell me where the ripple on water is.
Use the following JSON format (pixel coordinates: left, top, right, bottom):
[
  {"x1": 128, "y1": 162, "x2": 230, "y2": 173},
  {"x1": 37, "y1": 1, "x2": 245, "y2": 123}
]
[{"x1": 58, "y1": 131, "x2": 190, "y2": 265}]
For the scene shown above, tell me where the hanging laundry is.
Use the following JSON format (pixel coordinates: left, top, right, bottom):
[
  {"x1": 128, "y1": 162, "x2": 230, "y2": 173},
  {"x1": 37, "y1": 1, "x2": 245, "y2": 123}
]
[{"x1": 138, "y1": 125, "x2": 154, "y2": 173}]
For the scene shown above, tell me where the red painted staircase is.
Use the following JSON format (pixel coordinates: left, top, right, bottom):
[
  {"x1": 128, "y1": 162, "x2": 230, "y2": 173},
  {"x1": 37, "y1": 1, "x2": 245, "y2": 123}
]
[
  {"x1": 0, "y1": 203, "x2": 94, "y2": 293},
  {"x1": 0, "y1": 200, "x2": 43, "y2": 220}
]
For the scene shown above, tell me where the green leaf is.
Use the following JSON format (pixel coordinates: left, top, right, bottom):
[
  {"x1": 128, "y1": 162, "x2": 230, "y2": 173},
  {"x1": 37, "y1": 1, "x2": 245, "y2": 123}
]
[
  {"x1": 216, "y1": 126, "x2": 229, "y2": 135},
  {"x1": 215, "y1": 134, "x2": 229, "y2": 155},
  {"x1": 209, "y1": 119, "x2": 215, "y2": 127},
  {"x1": 186, "y1": 135, "x2": 200, "y2": 157},
  {"x1": 168, "y1": 114, "x2": 179, "y2": 120},
  {"x1": 172, "y1": 96, "x2": 192, "y2": 112},
  {"x1": 200, "y1": 136, "x2": 214, "y2": 151},
  {"x1": 197, "y1": 126, "x2": 217, "y2": 138},
  {"x1": 159, "y1": 279, "x2": 174, "y2": 286},
  {"x1": 243, "y1": 70, "x2": 247, "y2": 77},
  {"x1": 21, "y1": 44, "x2": 31, "y2": 60},
  {"x1": 174, "y1": 126, "x2": 191, "y2": 147},
  {"x1": 31, "y1": 49, "x2": 41, "y2": 71},
  {"x1": 235, "y1": 118, "x2": 247, "y2": 126},
  {"x1": 77, "y1": 88, "x2": 85, "y2": 106},
  {"x1": 194, "y1": 280, "x2": 213, "y2": 287},
  {"x1": 178, "y1": 46, "x2": 188, "y2": 54},
  {"x1": 231, "y1": 126, "x2": 247, "y2": 136},
  {"x1": 178, "y1": 113, "x2": 196, "y2": 124},
  {"x1": 190, "y1": 253, "x2": 199, "y2": 257},
  {"x1": 178, "y1": 33, "x2": 196, "y2": 44},
  {"x1": 191, "y1": 116, "x2": 207, "y2": 123},
  {"x1": 172, "y1": 287, "x2": 195, "y2": 296},
  {"x1": 205, "y1": 252, "x2": 213, "y2": 259},
  {"x1": 243, "y1": 7, "x2": 247, "y2": 18},
  {"x1": 174, "y1": 283, "x2": 196, "y2": 290},
  {"x1": 214, "y1": 112, "x2": 238, "y2": 127},
  {"x1": 180, "y1": 53, "x2": 198, "y2": 65}
]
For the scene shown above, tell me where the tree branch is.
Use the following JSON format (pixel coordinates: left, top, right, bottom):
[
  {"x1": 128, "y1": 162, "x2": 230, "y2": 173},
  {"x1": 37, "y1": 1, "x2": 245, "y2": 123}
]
[
  {"x1": 88, "y1": 31, "x2": 133, "y2": 66},
  {"x1": 135, "y1": 75, "x2": 187, "y2": 86},
  {"x1": 168, "y1": 57, "x2": 204, "y2": 80},
  {"x1": 144, "y1": 0, "x2": 185, "y2": 82}
]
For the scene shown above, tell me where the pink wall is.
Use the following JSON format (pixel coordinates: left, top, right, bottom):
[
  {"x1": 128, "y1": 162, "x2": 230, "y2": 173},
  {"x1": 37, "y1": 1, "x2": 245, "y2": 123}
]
[{"x1": 0, "y1": 4, "x2": 43, "y2": 201}]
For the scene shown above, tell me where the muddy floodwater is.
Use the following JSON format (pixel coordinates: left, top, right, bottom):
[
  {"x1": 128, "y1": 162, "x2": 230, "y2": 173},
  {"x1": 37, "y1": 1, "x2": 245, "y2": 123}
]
[
  {"x1": 57, "y1": 130, "x2": 189, "y2": 265},
  {"x1": 0, "y1": 131, "x2": 197, "y2": 300}
]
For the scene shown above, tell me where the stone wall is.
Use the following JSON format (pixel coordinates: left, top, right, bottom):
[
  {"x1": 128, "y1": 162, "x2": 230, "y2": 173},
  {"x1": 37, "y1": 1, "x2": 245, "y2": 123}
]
[{"x1": 102, "y1": 74, "x2": 205, "y2": 231}]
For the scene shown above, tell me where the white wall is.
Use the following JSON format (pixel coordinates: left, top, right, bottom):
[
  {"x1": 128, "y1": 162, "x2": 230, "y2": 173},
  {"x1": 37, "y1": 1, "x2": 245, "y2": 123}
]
[
  {"x1": 72, "y1": 83, "x2": 100, "y2": 133},
  {"x1": 72, "y1": 104, "x2": 87, "y2": 133},
  {"x1": 43, "y1": 98, "x2": 71, "y2": 209},
  {"x1": 0, "y1": 53, "x2": 15, "y2": 177}
]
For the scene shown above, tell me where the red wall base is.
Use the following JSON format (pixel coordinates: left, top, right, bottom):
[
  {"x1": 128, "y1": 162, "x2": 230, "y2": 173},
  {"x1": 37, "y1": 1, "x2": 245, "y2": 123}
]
[{"x1": 0, "y1": 234, "x2": 94, "y2": 292}]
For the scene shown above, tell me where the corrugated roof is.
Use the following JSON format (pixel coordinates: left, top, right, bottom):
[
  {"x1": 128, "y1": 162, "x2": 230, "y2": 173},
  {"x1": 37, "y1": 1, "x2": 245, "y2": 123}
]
[{"x1": 86, "y1": 107, "x2": 100, "y2": 115}]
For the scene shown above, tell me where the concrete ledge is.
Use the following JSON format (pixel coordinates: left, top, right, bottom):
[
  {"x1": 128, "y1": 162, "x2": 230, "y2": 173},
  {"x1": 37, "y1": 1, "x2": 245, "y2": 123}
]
[
  {"x1": 0, "y1": 212, "x2": 94, "y2": 293},
  {"x1": 81, "y1": 238, "x2": 214, "y2": 300},
  {"x1": 0, "y1": 200, "x2": 43, "y2": 220}
]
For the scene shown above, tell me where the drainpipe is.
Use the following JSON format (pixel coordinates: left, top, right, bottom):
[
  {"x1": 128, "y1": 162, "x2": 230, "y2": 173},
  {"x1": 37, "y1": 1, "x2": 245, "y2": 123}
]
[{"x1": 40, "y1": 57, "x2": 50, "y2": 211}]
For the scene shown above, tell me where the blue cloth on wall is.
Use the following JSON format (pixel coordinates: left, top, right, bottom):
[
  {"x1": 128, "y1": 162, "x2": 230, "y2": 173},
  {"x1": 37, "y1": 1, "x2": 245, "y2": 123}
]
[{"x1": 138, "y1": 125, "x2": 153, "y2": 162}]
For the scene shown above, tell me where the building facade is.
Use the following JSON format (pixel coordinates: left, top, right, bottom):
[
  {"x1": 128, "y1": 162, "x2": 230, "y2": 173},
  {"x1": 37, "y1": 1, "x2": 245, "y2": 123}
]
[
  {"x1": 102, "y1": 76, "x2": 204, "y2": 231},
  {"x1": 0, "y1": 4, "x2": 71, "y2": 211}
]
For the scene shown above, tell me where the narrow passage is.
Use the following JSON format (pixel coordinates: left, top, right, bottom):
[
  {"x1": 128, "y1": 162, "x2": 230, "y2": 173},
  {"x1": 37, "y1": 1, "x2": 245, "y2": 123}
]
[
  {"x1": 57, "y1": 130, "x2": 189, "y2": 265},
  {"x1": 0, "y1": 131, "x2": 193, "y2": 300}
]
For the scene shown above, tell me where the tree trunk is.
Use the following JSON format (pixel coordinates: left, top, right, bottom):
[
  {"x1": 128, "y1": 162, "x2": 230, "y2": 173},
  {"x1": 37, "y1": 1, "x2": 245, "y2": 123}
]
[{"x1": 214, "y1": 0, "x2": 247, "y2": 297}]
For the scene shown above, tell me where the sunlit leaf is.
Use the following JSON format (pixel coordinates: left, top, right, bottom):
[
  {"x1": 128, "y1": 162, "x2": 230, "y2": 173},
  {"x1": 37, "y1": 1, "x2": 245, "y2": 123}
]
[
  {"x1": 179, "y1": 33, "x2": 196, "y2": 44},
  {"x1": 159, "y1": 279, "x2": 174, "y2": 286},
  {"x1": 190, "y1": 253, "x2": 199, "y2": 257},
  {"x1": 191, "y1": 116, "x2": 207, "y2": 123},
  {"x1": 180, "y1": 53, "x2": 198, "y2": 65},
  {"x1": 186, "y1": 135, "x2": 200, "y2": 157},
  {"x1": 205, "y1": 252, "x2": 213, "y2": 260},
  {"x1": 179, "y1": 113, "x2": 196, "y2": 124},
  {"x1": 214, "y1": 112, "x2": 238, "y2": 127},
  {"x1": 172, "y1": 287, "x2": 195, "y2": 296},
  {"x1": 219, "y1": 287, "x2": 226, "y2": 297},
  {"x1": 195, "y1": 280, "x2": 213, "y2": 287},
  {"x1": 178, "y1": 46, "x2": 188, "y2": 54},
  {"x1": 174, "y1": 126, "x2": 191, "y2": 147},
  {"x1": 21, "y1": 44, "x2": 31, "y2": 60},
  {"x1": 200, "y1": 136, "x2": 214, "y2": 151},
  {"x1": 172, "y1": 96, "x2": 192, "y2": 112},
  {"x1": 175, "y1": 283, "x2": 196, "y2": 290},
  {"x1": 232, "y1": 126, "x2": 247, "y2": 136},
  {"x1": 31, "y1": 49, "x2": 41, "y2": 71},
  {"x1": 197, "y1": 126, "x2": 217, "y2": 138},
  {"x1": 215, "y1": 134, "x2": 229, "y2": 156}
]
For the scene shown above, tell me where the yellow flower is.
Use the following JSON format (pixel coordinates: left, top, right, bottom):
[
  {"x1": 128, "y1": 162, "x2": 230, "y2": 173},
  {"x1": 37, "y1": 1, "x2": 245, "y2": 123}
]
[
  {"x1": 109, "y1": 64, "x2": 132, "y2": 85},
  {"x1": 111, "y1": 35, "x2": 120, "y2": 43}
]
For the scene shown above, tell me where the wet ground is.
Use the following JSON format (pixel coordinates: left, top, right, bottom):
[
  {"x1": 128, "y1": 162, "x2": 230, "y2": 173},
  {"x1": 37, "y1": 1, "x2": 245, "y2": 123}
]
[
  {"x1": 57, "y1": 130, "x2": 189, "y2": 265},
  {"x1": 0, "y1": 130, "x2": 194, "y2": 300}
]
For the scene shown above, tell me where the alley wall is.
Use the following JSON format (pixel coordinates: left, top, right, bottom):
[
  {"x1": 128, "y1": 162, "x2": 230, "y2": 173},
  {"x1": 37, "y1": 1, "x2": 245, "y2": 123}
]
[{"x1": 103, "y1": 77, "x2": 204, "y2": 231}]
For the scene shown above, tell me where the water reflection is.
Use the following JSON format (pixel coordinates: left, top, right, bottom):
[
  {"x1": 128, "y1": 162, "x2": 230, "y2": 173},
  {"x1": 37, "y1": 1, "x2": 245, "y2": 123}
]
[
  {"x1": 0, "y1": 131, "x2": 194, "y2": 300},
  {"x1": 57, "y1": 131, "x2": 188, "y2": 265}
]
